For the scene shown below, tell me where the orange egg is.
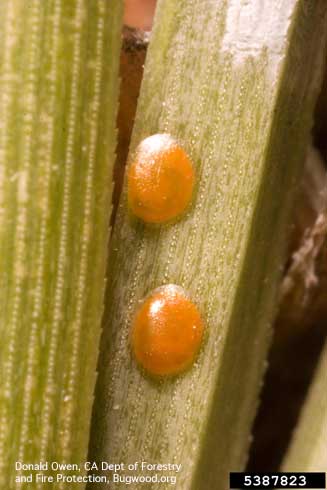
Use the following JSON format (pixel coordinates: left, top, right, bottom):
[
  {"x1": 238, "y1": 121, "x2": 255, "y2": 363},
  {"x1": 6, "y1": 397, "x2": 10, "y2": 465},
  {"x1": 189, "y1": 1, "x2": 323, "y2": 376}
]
[
  {"x1": 131, "y1": 285, "x2": 204, "y2": 376},
  {"x1": 127, "y1": 134, "x2": 195, "y2": 223}
]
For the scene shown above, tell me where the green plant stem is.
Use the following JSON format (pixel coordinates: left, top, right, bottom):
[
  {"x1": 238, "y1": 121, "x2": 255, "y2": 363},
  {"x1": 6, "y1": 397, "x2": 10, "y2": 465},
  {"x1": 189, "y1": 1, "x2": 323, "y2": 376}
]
[
  {"x1": 282, "y1": 341, "x2": 327, "y2": 472},
  {"x1": 0, "y1": 1, "x2": 122, "y2": 488},
  {"x1": 89, "y1": 1, "x2": 327, "y2": 489}
]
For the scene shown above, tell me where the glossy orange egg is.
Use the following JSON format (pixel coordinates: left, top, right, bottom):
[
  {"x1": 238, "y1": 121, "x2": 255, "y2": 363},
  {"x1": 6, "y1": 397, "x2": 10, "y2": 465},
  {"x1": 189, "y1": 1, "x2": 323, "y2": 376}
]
[
  {"x1": 127, "y1": 134, "x2": 195, "y2": 223},
  {"x1": 131, "y1": 285, "x2": 204, "y2": 376}
]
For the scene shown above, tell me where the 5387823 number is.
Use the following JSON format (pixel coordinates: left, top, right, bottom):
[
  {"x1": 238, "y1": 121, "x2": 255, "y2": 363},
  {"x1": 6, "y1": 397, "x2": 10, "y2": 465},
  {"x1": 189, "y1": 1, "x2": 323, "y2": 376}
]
[
  {"x1": 243, "y1": 475, "x2": 306, "y2": 486},
  {"x1": 230, "y1": 472, "x2": 326, "y2": 489}
]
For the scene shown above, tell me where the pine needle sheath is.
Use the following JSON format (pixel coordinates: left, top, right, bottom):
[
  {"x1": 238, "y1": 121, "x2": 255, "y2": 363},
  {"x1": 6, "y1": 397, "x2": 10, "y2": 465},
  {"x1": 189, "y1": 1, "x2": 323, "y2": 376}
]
[
  {"x1": 282, "y1": 341, "x2": 327, "y2": 472},
  {"x1": 0, "y1": 1, "x2": 122, "y2": 488},
  {"x1": 89, "y1": 1, "x2": 327, "y2": 489}
]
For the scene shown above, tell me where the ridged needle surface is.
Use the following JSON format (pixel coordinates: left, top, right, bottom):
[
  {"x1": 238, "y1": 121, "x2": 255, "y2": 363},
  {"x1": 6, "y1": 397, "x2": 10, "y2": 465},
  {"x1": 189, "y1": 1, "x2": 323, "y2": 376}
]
[
  {"x1": 90, "y1": 1, "x2": 327, "y2": 488},
  {"x1": 0, "y1": 1, "x2": 122, "y2": 488},
  {"x1": 90, "y1": 1, "x2": 327, "y2": 489}
]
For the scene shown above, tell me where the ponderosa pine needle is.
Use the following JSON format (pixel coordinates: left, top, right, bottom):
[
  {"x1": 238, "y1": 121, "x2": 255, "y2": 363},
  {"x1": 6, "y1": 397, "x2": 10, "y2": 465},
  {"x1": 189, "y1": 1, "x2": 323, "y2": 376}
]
[
  {"x1": 90, "y1": 2, "x2": 327, "y2": 489},
  {"x1": 0, "y1": 1, "x2": 122, "y2": 488}
]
